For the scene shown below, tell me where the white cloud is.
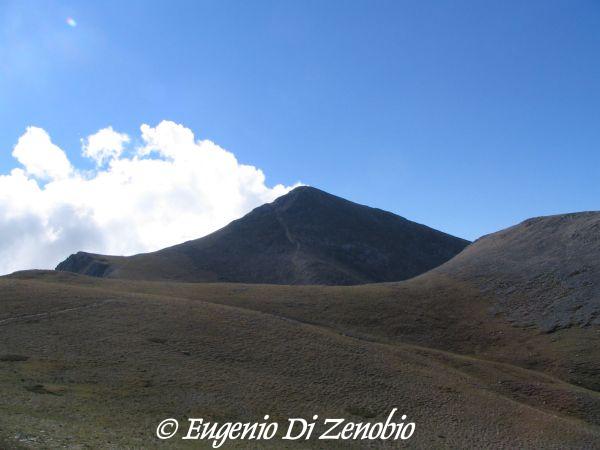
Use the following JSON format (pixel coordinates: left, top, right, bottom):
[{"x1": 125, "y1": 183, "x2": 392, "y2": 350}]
[
  {"x1": 12, "y1": 126, "x2": 73, "y2": 180},
  {"x1": 0, "y1": 121, "x2": 298, "y2": 275},
  {"x1": 82, "y1": 126, "x2": 130, "y2": 165}
]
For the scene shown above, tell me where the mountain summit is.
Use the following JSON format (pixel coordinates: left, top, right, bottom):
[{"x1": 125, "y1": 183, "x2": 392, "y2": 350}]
[{"x1": 56, "y1": 186, "x2": 469, "y2": 284}]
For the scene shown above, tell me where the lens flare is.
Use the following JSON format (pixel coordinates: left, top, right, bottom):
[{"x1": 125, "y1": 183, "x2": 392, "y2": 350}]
[{"x1": 66, "y1": 17, "x2": 77, "y2": 27}]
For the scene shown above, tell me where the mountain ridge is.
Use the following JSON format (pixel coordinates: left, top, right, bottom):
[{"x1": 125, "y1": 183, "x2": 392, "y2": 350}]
[
  {"x1": 434, "y1": 210, "x2": 600, "y2": 331},
  {"x1": 56, "y1": 186, "x2": 470, "y2": 285}
]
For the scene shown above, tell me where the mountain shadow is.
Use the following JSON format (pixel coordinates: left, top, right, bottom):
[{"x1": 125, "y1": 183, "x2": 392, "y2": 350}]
[{"x1": 56, "y1": 186, "x2": 470, "y2": 285}]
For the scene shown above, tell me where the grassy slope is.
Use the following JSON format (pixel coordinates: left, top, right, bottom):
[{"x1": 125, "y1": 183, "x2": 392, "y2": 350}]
[{"x1": 1, "y1": 271, "x2": 599, "y2": 448}]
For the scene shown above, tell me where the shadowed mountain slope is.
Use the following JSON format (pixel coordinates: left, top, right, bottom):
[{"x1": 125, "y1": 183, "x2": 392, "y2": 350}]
[
  {"x1": 435, "y1": 211, "x2": 600, "y2": 332},
  {"x1": 56, "y1": 186, "x2": 469, "y2": 285}
]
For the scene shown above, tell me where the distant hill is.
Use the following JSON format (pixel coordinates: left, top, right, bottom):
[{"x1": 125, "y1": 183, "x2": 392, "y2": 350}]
[
  {"x1": 435, "y1": 211, "x2": 600, "y2": 332},
  {"x1": 56, "y1": 186, "x2": 469, "y2": 284}
]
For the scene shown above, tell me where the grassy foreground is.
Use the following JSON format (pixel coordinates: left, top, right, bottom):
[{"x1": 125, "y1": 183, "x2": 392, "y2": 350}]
[{"x1": 1, "y1": 271, "x2": 599, "y2": 448}]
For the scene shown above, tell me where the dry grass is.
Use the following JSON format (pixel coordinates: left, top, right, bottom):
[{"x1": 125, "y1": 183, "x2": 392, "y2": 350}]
[{"x1": 1, "y1": 271, "x2": 599, "y2": 448}]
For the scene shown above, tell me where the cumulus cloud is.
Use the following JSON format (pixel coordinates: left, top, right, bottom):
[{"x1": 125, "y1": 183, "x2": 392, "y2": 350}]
[
  {"x1": 0, "y1": 121, "x2": 298, "y2": 275},
  {"x1": 82, "y1": 126, "x2": 130, "y2": 165},
  {"x1": 12, "y1": 127, "x2": 73, "y2": 180}
]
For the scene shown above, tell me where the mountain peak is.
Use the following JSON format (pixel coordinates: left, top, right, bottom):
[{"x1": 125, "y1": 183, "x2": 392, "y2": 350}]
[
  {"x1": 271, "y1": 185, "x2": 339, "y2": 208},
  {"x1": 56, "y1": 188, "x2": 469, "y2": 285},
  {"x1": 282, "y1": 185, "x2": 322, "y2": 196}
]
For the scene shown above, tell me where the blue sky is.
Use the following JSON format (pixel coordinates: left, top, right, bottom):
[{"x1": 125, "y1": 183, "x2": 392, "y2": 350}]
[{"x1": 1, "y1": 0, "x2": 599, "y2": 244}]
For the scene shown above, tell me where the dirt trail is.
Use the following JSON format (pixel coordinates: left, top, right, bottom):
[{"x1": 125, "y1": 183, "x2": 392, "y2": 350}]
[{"x1": 0, "y1": 299, "x2": 115, "y2": 326}]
